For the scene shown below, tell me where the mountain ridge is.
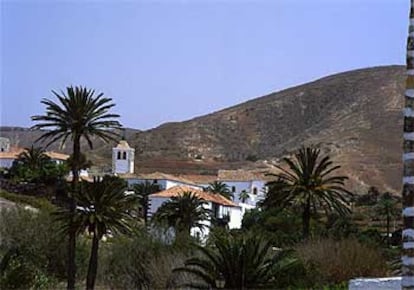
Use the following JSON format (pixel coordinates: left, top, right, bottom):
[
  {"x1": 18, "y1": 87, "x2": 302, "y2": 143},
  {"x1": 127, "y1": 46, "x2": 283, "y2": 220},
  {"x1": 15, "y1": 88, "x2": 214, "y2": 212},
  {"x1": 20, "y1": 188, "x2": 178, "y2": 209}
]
[{"x1": 0, "y1": 65, "x2": 406, "y2": 192}]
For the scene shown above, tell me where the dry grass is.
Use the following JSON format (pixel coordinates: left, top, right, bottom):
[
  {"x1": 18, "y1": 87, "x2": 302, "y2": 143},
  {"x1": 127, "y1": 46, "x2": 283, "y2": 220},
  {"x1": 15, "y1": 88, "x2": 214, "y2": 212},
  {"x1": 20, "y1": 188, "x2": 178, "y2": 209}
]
[{"x1": 296, "y1": 238, "x2": 388, "y2": 285}]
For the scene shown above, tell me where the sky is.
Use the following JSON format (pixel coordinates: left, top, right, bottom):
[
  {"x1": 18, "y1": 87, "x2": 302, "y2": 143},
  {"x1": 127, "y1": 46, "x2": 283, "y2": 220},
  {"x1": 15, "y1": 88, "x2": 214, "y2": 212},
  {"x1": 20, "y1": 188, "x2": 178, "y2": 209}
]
[{"x1": 0, "y1": 0, "x2": 409, "y2": 130}]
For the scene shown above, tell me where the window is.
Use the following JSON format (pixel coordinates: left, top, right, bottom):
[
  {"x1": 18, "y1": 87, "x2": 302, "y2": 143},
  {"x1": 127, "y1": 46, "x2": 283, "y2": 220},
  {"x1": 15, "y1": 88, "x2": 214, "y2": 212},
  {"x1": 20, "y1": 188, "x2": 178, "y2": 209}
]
[
  {"x1": 117, "y1": 151, "x2": 121, "y2": 159},
  {"x1": 153, "y1": 179, "x2": 158, "y2": 184},
  {"x1": 123, "y1": 152, "x2": 127, "y2": 159},
  {"x1": 253, "y1": 187, "x2": 258, "y2": 195},
  {"x1": 231, "y1": 186, "x2": 236, "y2": 193}
]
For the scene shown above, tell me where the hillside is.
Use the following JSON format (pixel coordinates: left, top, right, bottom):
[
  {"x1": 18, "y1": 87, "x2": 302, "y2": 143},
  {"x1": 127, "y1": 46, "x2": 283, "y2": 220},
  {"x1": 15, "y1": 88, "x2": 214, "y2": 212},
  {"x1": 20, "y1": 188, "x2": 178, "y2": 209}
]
[{"x1": 1, "y1": 65, "x2": 406, "y2": 192}]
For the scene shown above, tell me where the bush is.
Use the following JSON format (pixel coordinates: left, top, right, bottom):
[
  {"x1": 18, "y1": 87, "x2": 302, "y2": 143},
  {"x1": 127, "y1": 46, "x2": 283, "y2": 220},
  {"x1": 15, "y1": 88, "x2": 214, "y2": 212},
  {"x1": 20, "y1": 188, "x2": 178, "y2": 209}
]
[
  {"x1": 296, "y1": 238, "x2": 388, "y2": 285},
  {"x1": 242, "y1": 208, "x2": 302, "y2": 246},
  {"x1": 0, "y1": 190, "x2": 54, "y2": 211},
  {"x1": 0, "y1": 206, "x2": 89, "y2": 289},
  {"x1": 98, "y1": 232, "x2": 192, "y2": 289}
]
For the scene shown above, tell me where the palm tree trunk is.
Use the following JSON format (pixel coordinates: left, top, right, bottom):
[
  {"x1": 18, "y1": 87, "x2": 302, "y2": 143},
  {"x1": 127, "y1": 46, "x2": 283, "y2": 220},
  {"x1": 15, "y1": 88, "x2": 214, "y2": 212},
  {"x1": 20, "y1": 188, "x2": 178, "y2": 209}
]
[
  {"x1": 302, "y1": 197, "x2": 311, "y2": 239},
  {"x1": 143, "y1": 195, "x2": 148, "y2": 227},
  {"x1": 67, "y1": 136, "x2": 80, "y2": 290},
  {"x1": 386, "y1": 209, "x2": 390, "y2": 247},
  {"x1": 403, "y1": 1, "x2": 414, "y2": 288},
  {"x1": 86, "y1": 233, "x2": 100, "y2": 290}
]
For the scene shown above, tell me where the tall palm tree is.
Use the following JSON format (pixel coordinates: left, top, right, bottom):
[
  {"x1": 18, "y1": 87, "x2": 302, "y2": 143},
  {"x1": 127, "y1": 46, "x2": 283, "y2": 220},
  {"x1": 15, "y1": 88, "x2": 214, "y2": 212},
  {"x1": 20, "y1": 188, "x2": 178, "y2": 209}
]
[
  {"x1": 205, "y1": 181, "x2": 233, "y2": 200},
  {"x1": 152, "y1": 191, "x2": 211, "y2": 236},
  {"x1": 403, "y1": 2, "x2": 414, "y2": 288},
  {"x1": 132, "y1": 181, "x2": 160, "y2": 226},
  {"x1": 31, "y1": 86, "x2": 121, "y2": 290},
  {"x1": 264, "y1": 147, "x2": 353, "y2": 239},
  {"x1": 54, "y1": 176, "x2": 138, "y2": 290},
  {"x1": 174, "y1": 232, "x2": 297, "y2": 289}
]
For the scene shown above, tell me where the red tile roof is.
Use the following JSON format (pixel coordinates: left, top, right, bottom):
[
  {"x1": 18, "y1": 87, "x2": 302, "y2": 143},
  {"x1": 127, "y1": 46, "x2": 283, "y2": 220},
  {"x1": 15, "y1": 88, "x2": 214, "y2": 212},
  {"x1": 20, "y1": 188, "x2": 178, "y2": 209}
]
[
  {"x1": 150, "y1": 185, "x2": 238, "y2": 207},
  {"x1": 0, "y1": 148, "x2": 69, "y2": 161},
  {"x1": 175, "y1": 174, "x2": 218, "y2": 185},
  {"x1": 120, "y1": 172, "x2": 199, "y2": 186},
  {"x1": 45, "y1": 151, "x2": 69, "y2": 160}
]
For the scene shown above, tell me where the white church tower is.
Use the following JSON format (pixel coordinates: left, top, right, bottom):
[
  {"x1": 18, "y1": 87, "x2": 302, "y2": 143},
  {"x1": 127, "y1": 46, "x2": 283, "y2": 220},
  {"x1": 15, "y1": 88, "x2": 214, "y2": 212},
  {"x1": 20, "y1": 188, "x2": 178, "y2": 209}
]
[{"x1": 112, "y1": 140, "x2": 135, "y2": 174}]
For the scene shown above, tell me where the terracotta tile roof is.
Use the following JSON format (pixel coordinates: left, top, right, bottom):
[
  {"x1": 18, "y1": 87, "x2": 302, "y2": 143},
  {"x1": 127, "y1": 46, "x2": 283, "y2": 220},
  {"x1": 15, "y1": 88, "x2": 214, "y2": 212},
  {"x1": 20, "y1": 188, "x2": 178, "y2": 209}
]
[
  {"x1": 0, "y1": 147, "x2": 68, "y2": 161},
  {"x1": 0, "y1": 147, "x2": 24, "y2": 159},
  {"x1": 45, "y1": 151, "x2": 69, "y2": 160},
  {"x1": 175, "y1": 174, "x2": 218, "y2": 185},
  {"x1": 120, "y1": 172, "x2": 199, "y2": 186},
  {"x1": 217, "y1": 169, "x2": 265, "y2": 181},
  {"x1": 150, "y1": 185, "x2": 238, "y2": 207},
  {"x1": 115, "y1": 140, "x2": 131, "y2": 149}
]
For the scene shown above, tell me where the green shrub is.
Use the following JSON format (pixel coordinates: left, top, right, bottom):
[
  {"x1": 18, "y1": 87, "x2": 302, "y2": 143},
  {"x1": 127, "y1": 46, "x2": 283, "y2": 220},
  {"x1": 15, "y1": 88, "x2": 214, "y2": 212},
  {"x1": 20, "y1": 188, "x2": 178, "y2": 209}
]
[
  {"x1": 0, "y1": 190, "x2": 54, "y2": 211},
  {"x1": 0, "y1": 206, "x2": 89, "y2": 288},
  {"x1": 242, "y1": 208, "x2": 302, "y2": 246}
]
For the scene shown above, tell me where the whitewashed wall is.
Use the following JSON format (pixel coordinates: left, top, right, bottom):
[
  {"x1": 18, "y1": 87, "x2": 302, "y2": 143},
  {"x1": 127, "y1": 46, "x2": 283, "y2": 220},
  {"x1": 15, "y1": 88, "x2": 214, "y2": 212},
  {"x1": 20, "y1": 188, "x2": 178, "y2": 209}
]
[
  {"x1": 228, "y1": 206, "x2": 242, "y2": 229},
  {"x1": 0, "y1": 158, "x2": 14, "y2": 168},
  {"x1": 221, "y1": 180, "x2": 266, "y2": 206}
]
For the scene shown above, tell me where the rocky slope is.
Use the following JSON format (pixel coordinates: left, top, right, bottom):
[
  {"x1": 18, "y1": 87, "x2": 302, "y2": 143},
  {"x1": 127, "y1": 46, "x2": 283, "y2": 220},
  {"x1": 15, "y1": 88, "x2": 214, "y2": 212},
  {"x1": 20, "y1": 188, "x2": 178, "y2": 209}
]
[{"x1": 1, "y1": 65, "x2": 406, "y2": 192}]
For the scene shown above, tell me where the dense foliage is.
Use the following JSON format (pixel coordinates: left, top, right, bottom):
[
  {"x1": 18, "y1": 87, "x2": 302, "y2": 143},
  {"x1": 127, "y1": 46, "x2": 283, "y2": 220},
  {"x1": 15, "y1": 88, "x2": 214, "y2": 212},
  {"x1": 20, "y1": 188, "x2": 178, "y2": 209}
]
[
  {"x1": 264, "y1": 146, "x2": 353, "y2": 238},
  {"x1": 175, "y1": 231, "x2": 300, "y2": 289}
]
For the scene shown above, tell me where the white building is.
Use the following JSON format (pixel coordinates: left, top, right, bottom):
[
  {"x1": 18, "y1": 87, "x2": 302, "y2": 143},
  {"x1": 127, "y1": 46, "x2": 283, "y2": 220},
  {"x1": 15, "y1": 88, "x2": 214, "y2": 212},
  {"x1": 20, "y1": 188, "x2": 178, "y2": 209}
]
[
  {"x1": 112, "y1": 140, "x2": 135, "y2": 174},
  {"x1": 120, "y1": 172, "x2": 203, "y2": 191},
  {"x1": 217, "y1": 169, "x2": 268, "y2": 216},
  {"x1": 0, "y1": 137, "x2": 10, "y2": 153},
  {"x1": 110, "y1": 144, "x2": 268, "y2": 236},
  {"x1": 149, "y1": 185, "x2": 241, "y2": 241}
]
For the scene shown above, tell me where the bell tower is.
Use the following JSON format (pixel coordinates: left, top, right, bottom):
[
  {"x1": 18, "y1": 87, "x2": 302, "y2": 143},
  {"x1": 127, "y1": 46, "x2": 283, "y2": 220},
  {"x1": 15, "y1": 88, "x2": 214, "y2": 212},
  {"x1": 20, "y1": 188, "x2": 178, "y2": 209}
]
[{"x1": 112, "y1": 140, "x2": 135, "y2": 174}]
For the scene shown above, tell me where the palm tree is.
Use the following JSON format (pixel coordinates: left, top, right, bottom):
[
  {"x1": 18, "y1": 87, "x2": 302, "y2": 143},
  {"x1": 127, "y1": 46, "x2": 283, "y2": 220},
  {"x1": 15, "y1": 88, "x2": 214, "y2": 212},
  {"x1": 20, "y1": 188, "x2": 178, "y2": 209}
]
[
  {"x1": 375, "y1": 192, "x2": 400, "y2": 246},
  {"x1": 15, "y1": 145, "x2": 51, "y2": 171},
  {"x1": 132, "y1": 181, "x2": 160, "y2": 226},
  {"x1": 152, "y1": 191, "x2": 211, "y2": 236},
  {"x1": 239, "y1": 190, "x2": 250, "y2": 203},
  {"x1": 31, "y1": 86, "x2": 121, "y2": 290},
  {"x1": 10, "y1": 146, "x2": 51, "y2": 182},
  {"x1": 205, "y1": 181, "x2": 233, "y2": 200},
  {"x1": 174, "y1": 232, "x2": 297, "y2": 289},
  {"x1": 264, "y1": 147, "x2": 353, "y2": 239},
  {"x1": 403, "y1": 2, "x2": 414, "y2": 288},
  {"x1": 54, "y1": 176, "x2": 138, "y2": 290}
]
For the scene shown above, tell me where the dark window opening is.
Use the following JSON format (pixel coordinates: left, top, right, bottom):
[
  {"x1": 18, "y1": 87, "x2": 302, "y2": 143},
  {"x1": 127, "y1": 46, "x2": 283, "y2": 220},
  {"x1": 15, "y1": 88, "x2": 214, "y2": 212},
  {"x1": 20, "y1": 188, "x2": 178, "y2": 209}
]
[
  {"x1": 117, "y1": 152, "x2": 121, "y2": 159},
  {"x1": 253, "y1": 187, "x2": 258, "y2": 195},
  {"x1": 123, "y1": 152, "x2": 127, "y2": 159},
  {"x1": 232, "y1": 186, "x2": 236, "y2": 193}
]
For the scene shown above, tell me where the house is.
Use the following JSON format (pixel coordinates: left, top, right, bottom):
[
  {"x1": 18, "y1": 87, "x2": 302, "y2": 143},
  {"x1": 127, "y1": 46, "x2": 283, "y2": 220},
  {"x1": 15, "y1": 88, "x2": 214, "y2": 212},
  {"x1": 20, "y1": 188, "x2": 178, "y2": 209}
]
[
  {"x1": 217, "y1": 169, "x2": 269, "y2": 215},
  {"x1": 0, "y1": 138, "x2": 70, "y2": 169},
  {"x1": 109, "y1": 139, "x2": 270, "y2": 239},
  {"x1": 149, "y1": 185, "x2": 241, "y2": 241},
  {"x1": 120, "y1": 172, "x2": 203, "y2": 191}
]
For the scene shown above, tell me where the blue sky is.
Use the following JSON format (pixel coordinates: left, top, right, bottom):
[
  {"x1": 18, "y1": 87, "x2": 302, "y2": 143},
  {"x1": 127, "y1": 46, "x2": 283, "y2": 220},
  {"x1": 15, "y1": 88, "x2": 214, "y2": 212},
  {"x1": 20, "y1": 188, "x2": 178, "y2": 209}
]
[{"x1": 0, "y1": 0, "x2": 409, "y2": 130}]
